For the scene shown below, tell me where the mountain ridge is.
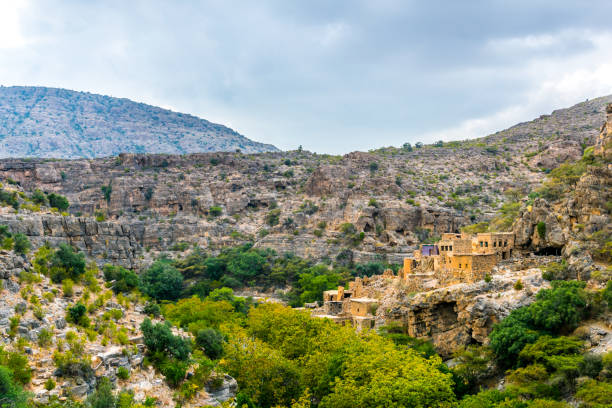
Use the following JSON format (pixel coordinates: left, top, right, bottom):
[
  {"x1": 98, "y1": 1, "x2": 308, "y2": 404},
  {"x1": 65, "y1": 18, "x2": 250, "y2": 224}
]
[{"x1": 0, "y1": 85, "x2": 278, "y2": 158}]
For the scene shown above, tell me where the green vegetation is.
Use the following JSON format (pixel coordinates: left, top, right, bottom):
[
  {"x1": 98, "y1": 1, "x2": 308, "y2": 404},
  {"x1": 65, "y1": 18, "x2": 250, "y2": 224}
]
[
  {"x1": 140, "y1": 260, "x2": 184, "y2": 301},
  {"x1": 219, "y1": 303, "x2": 456, "y2": 408},
  {"x1": 48, "y1": 192, "x2": 69, "y2": 211},
  {"x1": 103, "y1": 264, "x2": 139, "y2": 293}
]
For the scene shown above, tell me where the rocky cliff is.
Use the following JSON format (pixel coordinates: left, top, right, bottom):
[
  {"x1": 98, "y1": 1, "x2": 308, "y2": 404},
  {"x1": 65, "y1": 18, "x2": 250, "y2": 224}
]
[
  {"x1": 0, "y1": 96, "x2": 610, "y2": 269},
  {"x1": 513, "y1": 103, "x2": 612, "y2": 279}
]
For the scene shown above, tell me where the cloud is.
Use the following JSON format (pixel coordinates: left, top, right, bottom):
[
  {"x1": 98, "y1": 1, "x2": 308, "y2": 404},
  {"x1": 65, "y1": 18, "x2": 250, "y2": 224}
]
[
  {"x1": 0, "y1": 1, "x2": 611, "y2": 153},
  {"x1": 0, "y1": 0, "x2": 30, "y2": 49},
  {"x1": 421, "y1": 30, "x2": 612, "y2": 143}
]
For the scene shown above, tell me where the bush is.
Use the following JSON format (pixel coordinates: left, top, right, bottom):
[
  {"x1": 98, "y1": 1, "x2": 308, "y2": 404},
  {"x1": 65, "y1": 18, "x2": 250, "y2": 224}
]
[
  {"x1": 86, "y1": 376, "x2": 115, "y2": 408},
  {"x1": 140, "y1": 318, "x2": 191, "y2": 361},
  {"x1": 369, "y1": 162, "x2": 379, "y2": 172},
  {"x1": 209, "y1": 206, "x2": 222, "y2": 217},
  {"x1": 67, "y1": 303, "x2": 89, "y2": 327},
  {"x1": 102, "y1": 264, "x2": 139, "y2": 293},
  {"x1": 62, "y1": 279, "x2": 74, "y2": 297},
  {"x1": 0, "y1": 366, "x2": 28, "y2": 408},
  {"x1": 266, "y1": 209, "x2": 281, "y2": 226},
  {"x1": 13, "y1": 234, "x2": 30, "y2": 255},
  {"x1": 0, "y1": 347, "x2": 32, "y2": 385},
  {"x1": 529, "y1": 280, "x2": 587, "y2": 332},
  {"x1": 117, "y1": 366, "x2": 130, "y2": 380},
  {"x1": 47, "y1": 193, "x2": 69, "y2": 211},
  {"x1": 490, "y1": 308, "x2": 540, "y2": 367},
  {"x1": 44, "y1": 377, "x2": 56, "y2": 391},
  {"x1": 575, "y1": 379, "x2": 612, "y2": 408},
  {"x1": 31, "y1": 189, "x2": 47, "y2": 205},
  {"x1": 143, "y1": 302, "x2": 161, "y2": 317},
  {"x1": 196, "y1": 328, "x2": 225, "y2": 360},
  {"x1": 38, "y1": 328, "x2": 53, "y2": 348},
  {"x1": 537, "y1": 222, "x2": 546, "y2": 239},
  {"x1": 50, "y1": 243, "x2": 86, "y2": 283},
  {"x1": 140, "y1": 260, "x2": 183, "y2": 301},
  {"x1": 101, "y1": 185, "x2": 112, "y2": 202},
  {"x1": 542, "y1": 261, "x2": 569, "y2": 281}
]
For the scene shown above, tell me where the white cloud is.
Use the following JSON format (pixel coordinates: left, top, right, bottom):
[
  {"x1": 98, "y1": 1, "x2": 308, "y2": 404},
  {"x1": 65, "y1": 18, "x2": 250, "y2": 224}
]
[
  {"x1": 0, "y1": 0, "x2": 30, "y2": 49},
  {"x1": 421, "y1": 30, "x2": 612, "y2": 143}
]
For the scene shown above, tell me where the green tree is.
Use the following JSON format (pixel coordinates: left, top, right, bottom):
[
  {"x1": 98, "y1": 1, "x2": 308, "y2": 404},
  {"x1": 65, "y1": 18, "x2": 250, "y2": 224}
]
[
  {"x1": 48, "y1": 193, "x2": 69, "y2": 211},
  {"x1": 140, "y1": 260, "x2": 183, "y2": 301},
  {"x1": 489, "y1": 308, "x2": 540, "y2": 367},
  {"x1": 140, "y1": 318, "x2": 191, "y2": 361},
  {"x1": 196, "y1": 328, "x2": 225, "y2": 360},
  {"x1": 102, "y1": 264, "x2": 139, "y2": 293},
  {"x1": 50, "y1": 243, "x2": 86, "y2": 283},
  {"x1": 86, "y1": 376, "x2": 115, "y2": 408},
  {"x1": 13, "y1": 233, "x2": 30, "y2": 255},
  {"x1": 528, "y1": 281, "x2": 587, "y2": 332},
  {"x1": 0, "y1": 366, "x2": 29, "y2": 408}
]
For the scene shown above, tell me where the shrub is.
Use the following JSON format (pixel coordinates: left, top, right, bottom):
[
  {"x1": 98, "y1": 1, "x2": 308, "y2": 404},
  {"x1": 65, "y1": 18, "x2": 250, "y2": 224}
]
[
  {"x1": 0, "y1": 366, "x2": 28, "y2": 408},
  {"x1": 490, "y1": 308, "x2": 540, "y2": 367},
  {"x1": 542, "y1": 261, "x2": 569, "y2": 281},
  {"x1": 47, "y1": 193, "x2": 69, "y2": 211},
  {"x1": 31, "y1": 189, "x2": 48, "y2": 205},
  {"x1": 514, "y1": 279, "x2": 524, "y2": 290},
  {"x1": 368, "y1": 162, "x2": 379, "y2": 172},
  {"x1": 117, "y1": 366, "x2": 130, "y2": 380},
  {"x1": 537, "y1": 221, "x2": 546, "y2": 239},
  {"x1": 38, "y1": 328, "x2": 53, "y2": 348},
  {"x1": 86, "y1": 376, "x2": 115, "y2": 408},
  {"x1": 50, "y1": 243, "x2": 86, "y2": 283},
  {"x1": 67, "y1": 303, "x2": 89, "y2": 327},
  {"x1": 575, "y1": 379, "x2": 612, "y2": 408},
  {"x1": 209, "y1": 206, "x2": 223, "y2": 217},
  {"x1": 44, "y1": 377, "x2": 56, "y2": 391},
  {"x1": 266, "y1": 209, "x2": 281, "y2": 226},
  {"x1": 140, "y1": 318, "x2": 191, "y2": 361},
  {"x1": 101, "y1": 185, "x2": 112, "y2": 202},
  {"x1": 13, "y1": 234, "x2": 30, "y2": 255},
  {"x1": 529, "y1": 280, "x2": 587, "y2": 332},
  {"x1": 143, "y1": 302, "x2": 161, "y2": 317},
  {"x1": 102, "y1": 264, "x2": 139, "y2": 293},
  {"x1": 140, "y1": 261, "x2": 184, "y2": 301},
  {"x1": 62, "y1": 279, "x2": 74, "y2": 297},
  {"x1": 196, "y1": 328, "x2": 225, "y2": 360}
]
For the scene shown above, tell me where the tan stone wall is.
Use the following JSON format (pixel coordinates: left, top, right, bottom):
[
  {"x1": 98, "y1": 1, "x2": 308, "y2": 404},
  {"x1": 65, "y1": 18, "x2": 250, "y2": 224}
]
[{"x1": 350, "y1": 299, "x2": 377, "y2": 317}]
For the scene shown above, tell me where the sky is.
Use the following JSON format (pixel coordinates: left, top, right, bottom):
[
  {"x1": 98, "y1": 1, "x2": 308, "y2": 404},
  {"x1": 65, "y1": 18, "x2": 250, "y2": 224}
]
[{"x1": 1, "y1": 1, "x2": 612, "y2": 154}]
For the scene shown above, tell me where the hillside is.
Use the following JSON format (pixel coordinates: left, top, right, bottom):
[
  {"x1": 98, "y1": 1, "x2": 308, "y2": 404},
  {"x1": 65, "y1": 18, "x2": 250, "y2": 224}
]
[
  {"x1": 0, "y1": 86, "x2": 278, "y2": 158},
  {"x1": 0, "y1": 95, "x2": 609, "y2": 270},
  {"x1": 0, "y1": 99, "x2": 609, "y2": 408}
]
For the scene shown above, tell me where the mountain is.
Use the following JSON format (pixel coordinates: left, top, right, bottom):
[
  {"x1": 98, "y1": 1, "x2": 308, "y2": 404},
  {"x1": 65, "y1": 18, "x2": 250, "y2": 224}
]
[
  {"x1": 0, "y1": 86, "x2": 278, "y2": 158},
  {"x1": 0, "y1": 95, "x2": 610, "y2": 269}
]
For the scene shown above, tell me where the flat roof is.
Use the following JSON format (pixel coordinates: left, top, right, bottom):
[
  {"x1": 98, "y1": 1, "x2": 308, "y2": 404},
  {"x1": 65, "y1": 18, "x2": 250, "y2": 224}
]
[{"x1": 350, "y1": 297, "x2": 378, "y2": 303}]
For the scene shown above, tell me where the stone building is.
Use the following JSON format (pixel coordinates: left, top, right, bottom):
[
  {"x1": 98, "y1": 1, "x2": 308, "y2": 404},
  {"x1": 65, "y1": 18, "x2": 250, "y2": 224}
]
[
  {"x1": 317, "y1": 283, "x2": 380, "y2": 330},
  {"x1": 401, "y1": 232, "x2": 514, "y2": 284}
]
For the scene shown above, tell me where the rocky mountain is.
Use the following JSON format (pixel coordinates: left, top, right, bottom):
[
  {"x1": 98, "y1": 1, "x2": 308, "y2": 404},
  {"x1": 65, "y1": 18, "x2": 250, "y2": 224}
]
[
  {"x1": 0, "y1": 86, "x2": 278, "y2": 158},
  {"x1": 0, "y1": 96, "x2": 610, "y2": 269}
]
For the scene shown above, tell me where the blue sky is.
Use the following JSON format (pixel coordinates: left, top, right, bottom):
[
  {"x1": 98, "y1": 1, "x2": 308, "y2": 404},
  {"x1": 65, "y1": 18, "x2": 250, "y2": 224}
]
[{"x1": 1, "y1": 0, "x2": 612, "y2": 153}]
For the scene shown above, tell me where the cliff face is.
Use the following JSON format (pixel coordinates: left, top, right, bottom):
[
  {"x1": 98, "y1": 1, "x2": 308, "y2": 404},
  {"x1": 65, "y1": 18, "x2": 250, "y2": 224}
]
[
  {"x1": 0, "y1": 97, "x2": 610, "y2": 268},
  {"x1": 513, "y1": 104, "x2": 612, "y2": 278}
]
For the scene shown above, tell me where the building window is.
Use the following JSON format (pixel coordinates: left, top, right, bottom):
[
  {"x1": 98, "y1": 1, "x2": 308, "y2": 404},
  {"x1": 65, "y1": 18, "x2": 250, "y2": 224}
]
[
  {"x1": 504, "y1": 241, "x2": 507, "y2": 247},
  {"x1": 479, "y1": 241, "x2": 483, "y2": 247},
  {"x1": 493, "y1": 241, "x2": 496, "y2": 247},
  {"x1": 449, "y1": 246, "x2": 452, "y2": 251}
]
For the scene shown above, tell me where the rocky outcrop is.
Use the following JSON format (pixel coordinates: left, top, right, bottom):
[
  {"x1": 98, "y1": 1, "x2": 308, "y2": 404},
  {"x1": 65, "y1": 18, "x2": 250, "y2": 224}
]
[
  {"x1": 594, "y1": 103, "x2": 612, "y2": 161},
  {"x1": 377, "y1": 267, "x2": 549, "y2": 357}
]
